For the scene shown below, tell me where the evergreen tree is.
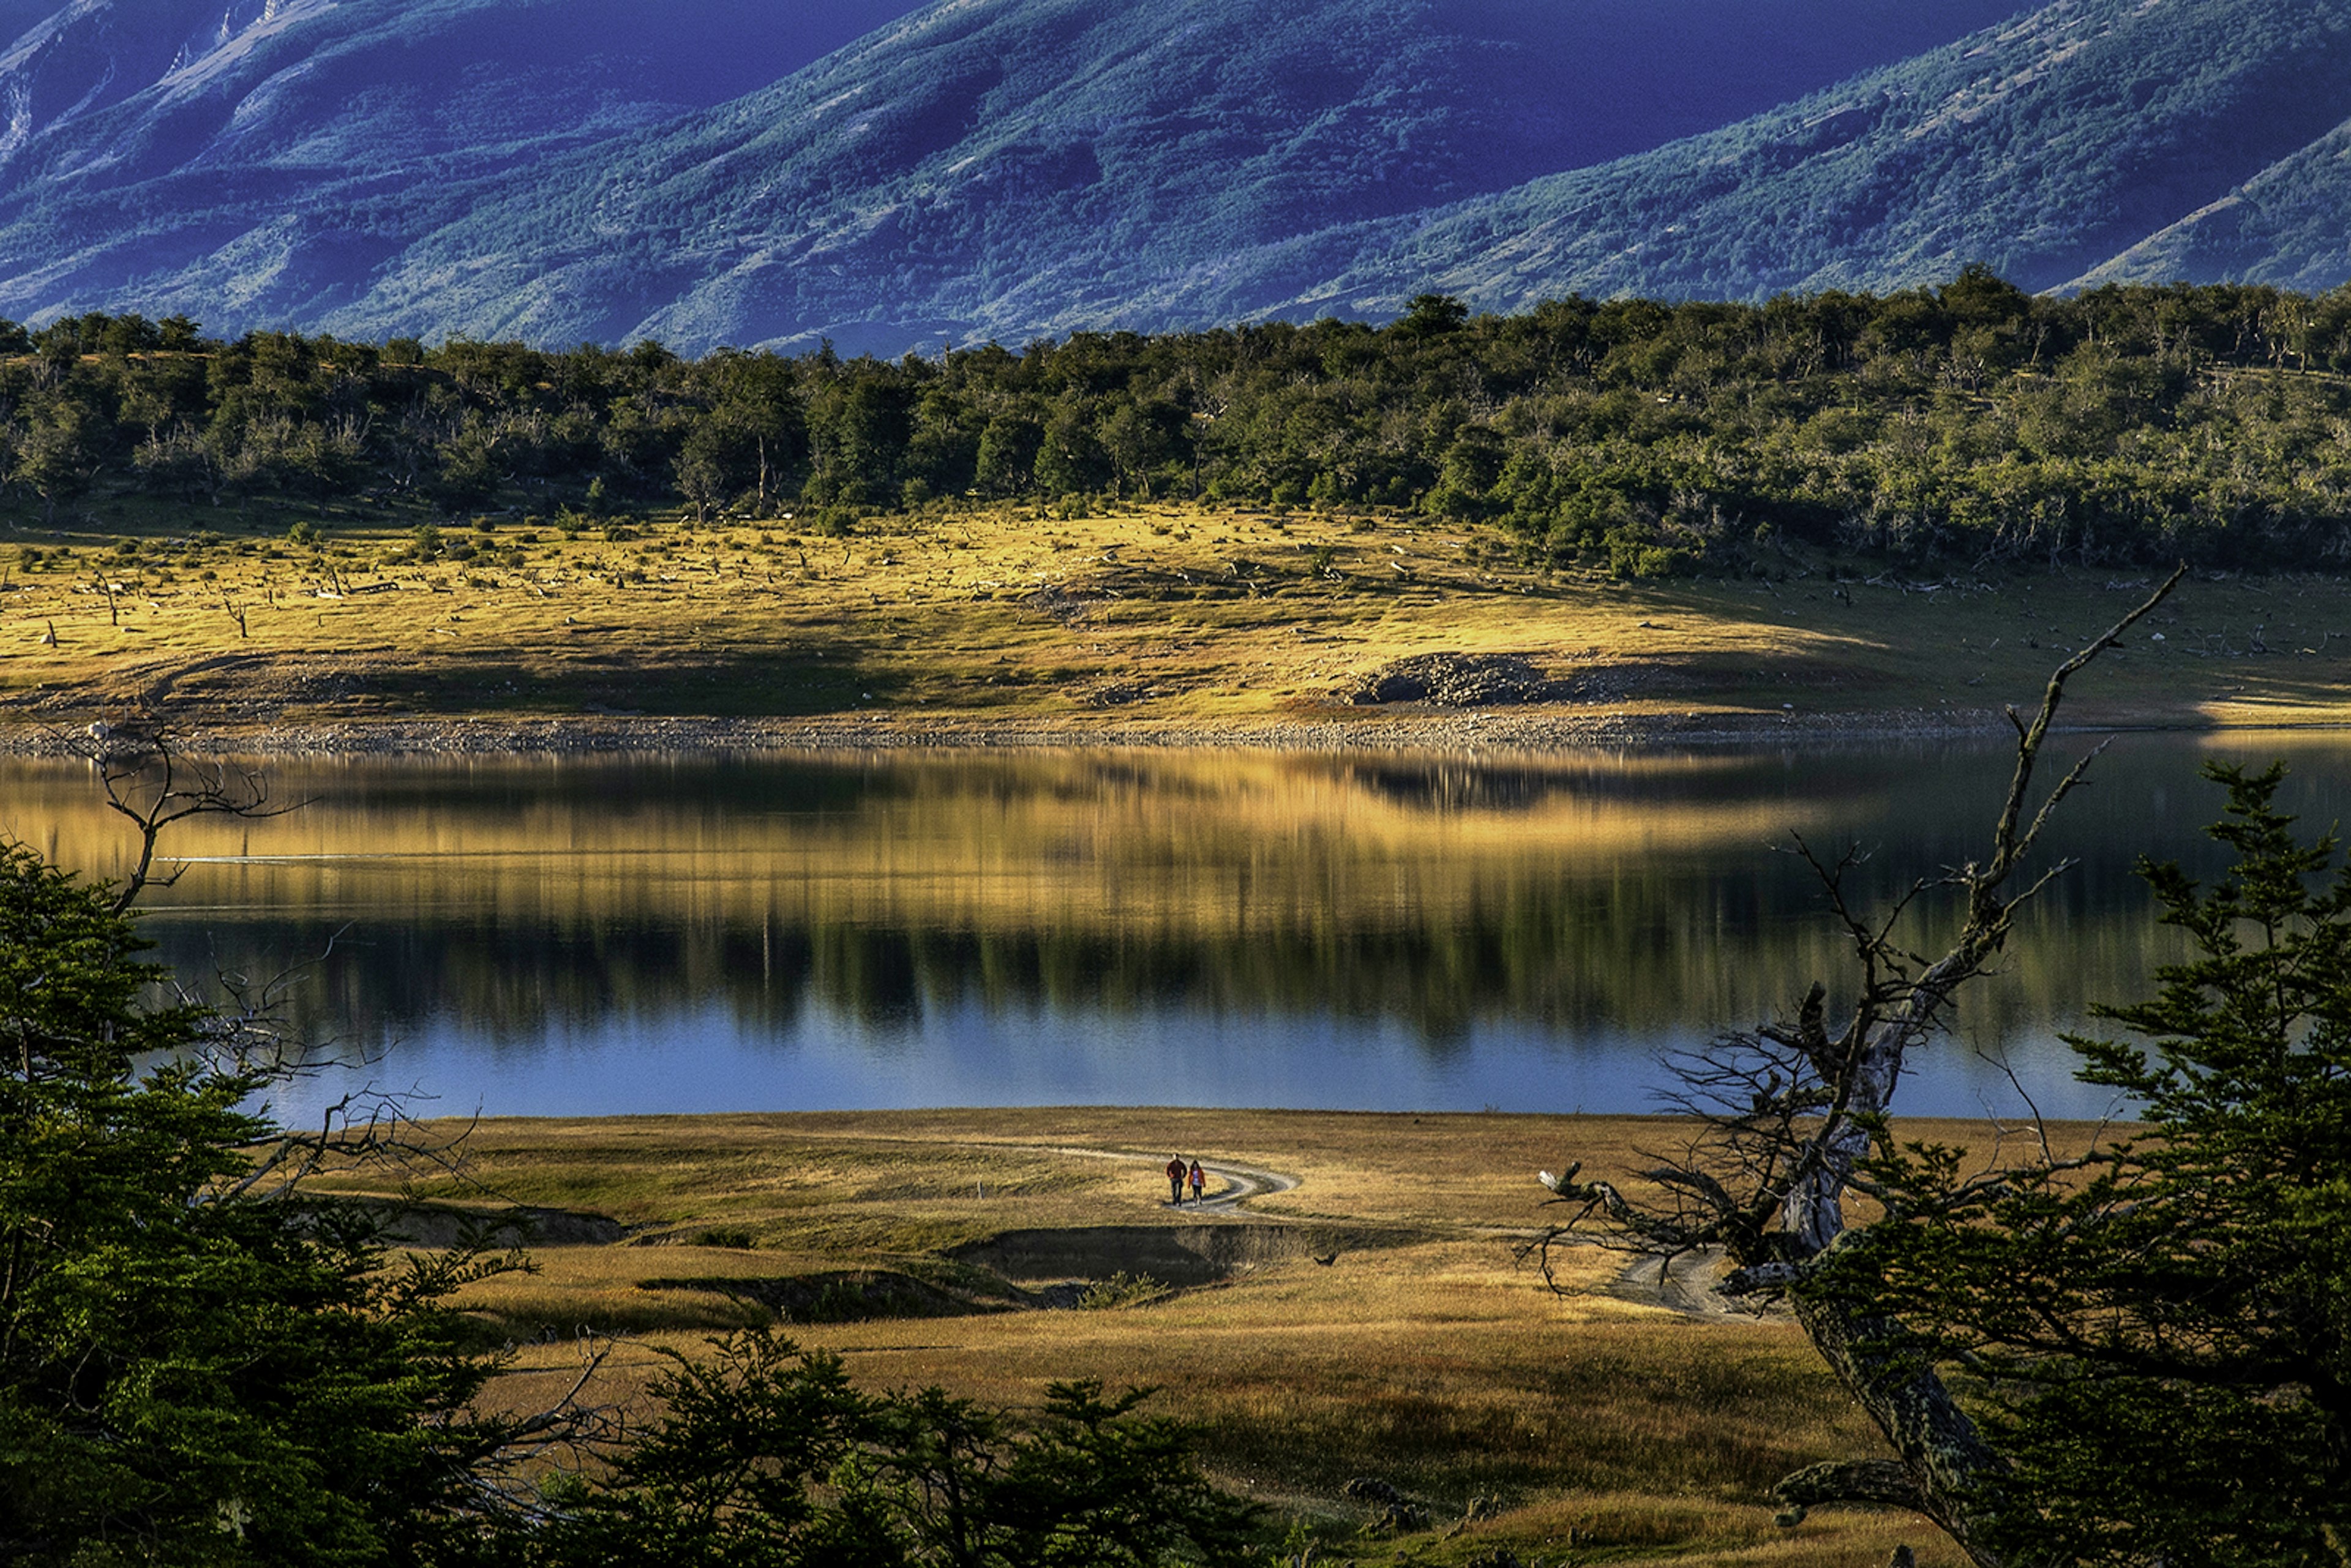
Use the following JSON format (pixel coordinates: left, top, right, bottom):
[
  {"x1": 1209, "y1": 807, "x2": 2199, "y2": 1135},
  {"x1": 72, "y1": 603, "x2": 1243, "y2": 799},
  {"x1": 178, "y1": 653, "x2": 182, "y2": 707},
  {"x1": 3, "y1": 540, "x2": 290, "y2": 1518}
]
[
  {"x1": 0, "y1": 841, "x2": 529, "y2": 1567},
  {"x1": 1848, "y1": 761, "x2": 2351, "y2": 1564}
]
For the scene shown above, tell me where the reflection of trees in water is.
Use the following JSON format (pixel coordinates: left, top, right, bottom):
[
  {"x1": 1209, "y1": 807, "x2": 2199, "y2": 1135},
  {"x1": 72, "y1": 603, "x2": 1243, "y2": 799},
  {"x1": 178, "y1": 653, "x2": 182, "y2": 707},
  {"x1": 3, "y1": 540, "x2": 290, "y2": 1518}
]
[
  {"x1": 138, "y1": 850, "x2": 2184, "y2": 1060},
  {"x1": 42, "y1": 736, "x2": 2351, "y2": 1078}
]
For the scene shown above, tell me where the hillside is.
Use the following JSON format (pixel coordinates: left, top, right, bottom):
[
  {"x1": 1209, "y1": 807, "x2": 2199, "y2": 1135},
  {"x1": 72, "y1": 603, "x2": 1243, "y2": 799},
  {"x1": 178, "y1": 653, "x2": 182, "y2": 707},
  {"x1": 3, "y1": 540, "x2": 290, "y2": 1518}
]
[
  {"x1": 10, "y1": 290, "x2": 2351, "y2": 741},
  {"x1": 2, "y1": 0, "x2": 2023, "y2": 351},
  {"x1": 309, "y1": 0, "x2": 2034, "y2": 351},
  {"x1": 0, "y1": 0, "x2": 924, "y2": 329},
  {"x1": 1273, "y1": 0, "x2": 2351, "y2": 315},
  {"x1": 2071, "y1": 114, "x2": 2351, "y2": 293},
  {"x1": 6, "y1": 0, "x2": 2351, "y2": 351}
]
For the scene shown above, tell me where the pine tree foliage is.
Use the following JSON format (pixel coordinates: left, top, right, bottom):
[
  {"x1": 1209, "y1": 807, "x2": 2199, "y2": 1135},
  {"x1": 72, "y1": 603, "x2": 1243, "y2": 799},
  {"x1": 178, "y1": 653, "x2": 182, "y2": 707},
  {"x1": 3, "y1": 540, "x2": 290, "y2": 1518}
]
[
  {"x1": 0, "y1": 841, "x2": 530, "y2": 1567},
  {"x1": 1849, "y1": 762, "x2": 2351, "y2": 1564},
  {"x1": 1, "y1": 800, "x2": 1260, "y2": 1565},
  {"x1": 541, "y1": 1329, "x2": 1257, "y2": 1568}
]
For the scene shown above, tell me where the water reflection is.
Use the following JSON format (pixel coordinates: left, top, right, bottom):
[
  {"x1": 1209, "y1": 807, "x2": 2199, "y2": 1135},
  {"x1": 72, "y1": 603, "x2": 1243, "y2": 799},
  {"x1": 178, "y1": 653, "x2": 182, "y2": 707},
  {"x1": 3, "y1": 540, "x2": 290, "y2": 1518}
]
[{"x1": 3, "y1": 736, "x2": 2342, "y2": 1120}]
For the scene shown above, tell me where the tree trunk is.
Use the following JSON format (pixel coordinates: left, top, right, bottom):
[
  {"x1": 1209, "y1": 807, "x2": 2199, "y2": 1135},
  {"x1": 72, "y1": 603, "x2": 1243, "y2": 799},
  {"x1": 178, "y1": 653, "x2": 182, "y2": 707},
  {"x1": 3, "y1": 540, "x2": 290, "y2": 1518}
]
[
  {"x1": 1787, "y1": 1295, "x2": 2010, "y2": 1564},
  {"x1": 1553, "y1": 569, "x2": 2185, "y2": 1566},
  {"x1": 1769, "y1": 966, "x2": 2015, "y2": 1566}
]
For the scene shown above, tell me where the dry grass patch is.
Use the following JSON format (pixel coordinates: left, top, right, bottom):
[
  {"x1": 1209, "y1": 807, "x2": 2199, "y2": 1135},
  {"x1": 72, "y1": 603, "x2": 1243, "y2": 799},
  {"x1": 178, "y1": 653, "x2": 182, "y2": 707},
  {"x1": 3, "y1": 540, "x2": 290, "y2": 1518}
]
[
  {"x1": 408, "y1": 1109, "x2": 2061, "y2": 1564},
  {"x1": 6, "y1": 500, "x2": 2342, "y2": 732},
  {"x1": 476, "y1": 1236, "x2": 1938, "y2": 1564},
  {"x1": 345, "y1": 1107, "x2": 2113, "y2": 1267}
]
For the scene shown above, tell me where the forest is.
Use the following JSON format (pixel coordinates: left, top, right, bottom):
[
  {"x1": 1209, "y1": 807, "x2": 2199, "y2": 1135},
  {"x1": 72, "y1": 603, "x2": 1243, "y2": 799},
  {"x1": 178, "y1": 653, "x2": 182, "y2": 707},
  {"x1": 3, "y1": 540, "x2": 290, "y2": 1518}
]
[{"x1": 10, "y1": 269, "x2": 2351, "y2": 576}]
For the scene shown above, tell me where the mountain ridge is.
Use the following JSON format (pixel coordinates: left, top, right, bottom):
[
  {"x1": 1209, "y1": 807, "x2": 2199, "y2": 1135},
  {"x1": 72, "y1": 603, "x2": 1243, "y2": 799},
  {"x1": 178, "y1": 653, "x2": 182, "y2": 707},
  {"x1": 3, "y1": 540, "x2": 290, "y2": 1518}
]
[
  {"x1": 1259, "y1": 0, "x2": 2351, "y2": 318},
  {"x1": 4, "y1": 0, "x2": 2350, "y2": 351},
  {"x1": 0, "y1": 0, "x2": 931, "y2": 329},
  {"x1": 289, "y1": 0, "x2": 2053, "y2": 351}
]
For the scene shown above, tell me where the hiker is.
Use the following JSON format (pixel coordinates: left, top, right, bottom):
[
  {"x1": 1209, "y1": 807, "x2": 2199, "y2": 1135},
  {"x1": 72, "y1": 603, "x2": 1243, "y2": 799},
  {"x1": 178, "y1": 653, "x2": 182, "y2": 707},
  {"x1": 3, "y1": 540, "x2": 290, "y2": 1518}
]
[
  {"x1": 1188, "y1": 1158, "x2": 1206, "y2": 1203},
  {"x1": 1164, "y1": 1155, "x2": 1187, "y2": 1204}
]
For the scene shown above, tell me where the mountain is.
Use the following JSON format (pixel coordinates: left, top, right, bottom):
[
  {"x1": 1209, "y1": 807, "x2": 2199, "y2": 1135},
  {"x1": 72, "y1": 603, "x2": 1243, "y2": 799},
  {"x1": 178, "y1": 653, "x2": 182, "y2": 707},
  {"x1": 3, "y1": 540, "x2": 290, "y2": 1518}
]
[
  {"x1": 308, "y1": 0, "x2": 2030, "y2": 351},
  {"x1": 2070, "y1": 116, "x2": 2351, "y2": 293},
  {"x1": 0, "y1": 0, "x2": 2025, "y2": 349},
  {"x1": 1265, "y1": 0, "x2": 2351, "y2": 317},
  {"x1": 4, "y1": 0, "x2": 2350, "y2": 352},
  {"x1": 0, "y1": 0, "x2": 925, "y2": 326}
]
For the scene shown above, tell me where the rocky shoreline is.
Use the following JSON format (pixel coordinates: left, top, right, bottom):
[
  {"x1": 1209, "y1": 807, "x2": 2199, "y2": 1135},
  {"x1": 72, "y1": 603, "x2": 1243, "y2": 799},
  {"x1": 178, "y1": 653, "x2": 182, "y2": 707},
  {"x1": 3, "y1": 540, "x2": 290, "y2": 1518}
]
[{"x1": 0, "y1": 703, "x2": 2169, "y2": 759}]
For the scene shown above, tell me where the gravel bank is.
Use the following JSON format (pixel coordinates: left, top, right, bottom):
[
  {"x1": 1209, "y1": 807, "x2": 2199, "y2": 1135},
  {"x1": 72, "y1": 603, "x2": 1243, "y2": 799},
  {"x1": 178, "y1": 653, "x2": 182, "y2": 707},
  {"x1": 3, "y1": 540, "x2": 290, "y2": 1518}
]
[{"x1": 0, "y1": 705, "x2": 2082, "y2": 758}]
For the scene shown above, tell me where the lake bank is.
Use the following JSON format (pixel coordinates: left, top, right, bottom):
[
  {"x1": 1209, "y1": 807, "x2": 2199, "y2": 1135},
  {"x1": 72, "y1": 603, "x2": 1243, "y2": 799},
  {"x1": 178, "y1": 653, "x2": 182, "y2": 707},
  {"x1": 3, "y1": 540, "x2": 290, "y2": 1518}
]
[
  {"x1": 340, "y1": 1106, "x2": 2035, "y2": 1568},
  {"x1": 0, "y1": 703, "x2": 2029, "y2": 757},
  {"x1": 4, "y1": 700, "x2": 2346, "y2": 758},
  {"x1": 7, "y1": 503, "x2": 2345, "y2": 753}
]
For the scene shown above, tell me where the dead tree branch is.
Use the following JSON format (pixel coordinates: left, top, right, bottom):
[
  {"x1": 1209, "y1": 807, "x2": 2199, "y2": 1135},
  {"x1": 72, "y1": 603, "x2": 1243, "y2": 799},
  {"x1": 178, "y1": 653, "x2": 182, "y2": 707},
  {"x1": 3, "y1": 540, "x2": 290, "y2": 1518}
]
[
  {"x1": 1527, "y1": 565, "x2": 2187, "y2": 1566},
  {"x1": 67, "y1": 722, "x2": 309, "y2": 913}
]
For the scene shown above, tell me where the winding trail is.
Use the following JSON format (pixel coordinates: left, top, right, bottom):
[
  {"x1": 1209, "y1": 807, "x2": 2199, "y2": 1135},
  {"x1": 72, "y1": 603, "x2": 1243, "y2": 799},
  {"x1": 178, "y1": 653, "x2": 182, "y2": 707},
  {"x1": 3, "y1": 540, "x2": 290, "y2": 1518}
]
[
  {"x1": 1032, "y1": 1146, "x2": 1302, "y2": 1216},
  {"x1": 1178, "y1": 1155, "x2": 1300, "y2": 1214},
  {"x1": 1605, "y1": 1247, "x2": 1759, "y2": 1321},
  {"x1": 983, "y1": 1140, "x2": 1747, "y2": 1317}
]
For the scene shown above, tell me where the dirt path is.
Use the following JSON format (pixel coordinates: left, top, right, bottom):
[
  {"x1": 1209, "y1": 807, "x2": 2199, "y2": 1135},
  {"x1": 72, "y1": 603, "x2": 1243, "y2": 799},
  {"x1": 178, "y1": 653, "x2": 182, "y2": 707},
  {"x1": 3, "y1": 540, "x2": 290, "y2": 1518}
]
[
  {"x1": 1031, "y1": 1145, "x2": 1302, "y2": 1216},
  {"x1": 1039, "y1": 1144, "x2": 1752, "y2": 1315},
  {"x1": 1605, "y1": 1247, "x2": 1741, "y2": 1319},
  {"x1": 1177, "y1": 1156, "x2": 1301, "y2": 1214}
]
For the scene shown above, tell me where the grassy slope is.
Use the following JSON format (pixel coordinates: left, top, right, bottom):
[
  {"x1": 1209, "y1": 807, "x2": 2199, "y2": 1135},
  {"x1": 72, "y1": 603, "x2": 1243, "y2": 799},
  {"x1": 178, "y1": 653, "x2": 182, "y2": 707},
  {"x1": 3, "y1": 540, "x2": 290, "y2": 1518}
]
[
  {"x1": 4, "y1": 495, "x2": 2346, "y2": 738},
  {"x1": 348, "y1": 1108, "x2": 2105, "y2": 1567}
]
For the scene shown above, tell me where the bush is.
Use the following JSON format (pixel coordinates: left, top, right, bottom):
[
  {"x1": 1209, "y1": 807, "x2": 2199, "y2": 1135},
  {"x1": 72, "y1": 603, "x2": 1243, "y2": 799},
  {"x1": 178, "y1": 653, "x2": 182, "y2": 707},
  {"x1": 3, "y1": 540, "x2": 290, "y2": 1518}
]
[
  {"x1": 1078, "y1": 1272, "x2": 1171, "y2": 1310},
  {"x1": 0, "y1": 840, "x2": 527, "y2": 1567},
  {"x1": 539, "y1": 1329, "x2": 1257, "y2": 1568}
]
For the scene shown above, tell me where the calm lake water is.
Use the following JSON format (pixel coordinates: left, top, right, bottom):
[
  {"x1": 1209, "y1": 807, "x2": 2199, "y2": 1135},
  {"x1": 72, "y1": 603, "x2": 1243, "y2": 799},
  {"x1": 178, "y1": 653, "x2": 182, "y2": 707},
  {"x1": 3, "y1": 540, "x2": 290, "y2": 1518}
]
[{"x1": 5, "y1": 735, "x2": 2345, "y2": 1123}]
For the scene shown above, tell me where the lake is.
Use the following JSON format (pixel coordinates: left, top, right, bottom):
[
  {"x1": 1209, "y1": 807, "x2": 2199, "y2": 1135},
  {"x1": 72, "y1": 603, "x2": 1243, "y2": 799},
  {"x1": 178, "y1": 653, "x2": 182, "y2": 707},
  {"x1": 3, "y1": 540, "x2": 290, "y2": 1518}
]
[{"x1": 5, "y1": 733, "x2": 2344, "y2": 1123}]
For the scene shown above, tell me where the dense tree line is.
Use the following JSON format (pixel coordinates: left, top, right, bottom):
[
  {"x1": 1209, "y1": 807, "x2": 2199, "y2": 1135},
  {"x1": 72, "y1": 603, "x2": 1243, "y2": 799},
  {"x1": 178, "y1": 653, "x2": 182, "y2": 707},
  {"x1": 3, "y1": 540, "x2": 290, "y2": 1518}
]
[{"x1": 12, "y1": 271, "x2": 2351, "y2": 572}]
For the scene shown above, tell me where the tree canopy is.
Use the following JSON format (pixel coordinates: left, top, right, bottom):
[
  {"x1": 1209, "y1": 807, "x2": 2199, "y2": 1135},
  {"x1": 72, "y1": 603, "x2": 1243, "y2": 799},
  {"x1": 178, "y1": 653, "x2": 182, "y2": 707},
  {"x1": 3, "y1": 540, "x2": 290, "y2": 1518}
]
[
  {"x1": 542, "y1": 1331, "x2": 1256, "y2": 1568},
  {"x1": 1530, "y1": 580, "x2": 2345, "y2": 1562},
  {"x1": 1850, "y1": 761, "x2": 2351, "y2": 1562},
  {"x1": 15, "y1": 276, "x2": 2351, "y2": 572}
]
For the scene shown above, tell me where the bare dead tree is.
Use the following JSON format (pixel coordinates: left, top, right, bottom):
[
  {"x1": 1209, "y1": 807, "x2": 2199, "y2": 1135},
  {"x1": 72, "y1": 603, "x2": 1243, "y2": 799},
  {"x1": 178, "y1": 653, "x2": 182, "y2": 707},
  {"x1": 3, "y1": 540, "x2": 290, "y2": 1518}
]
[
  {"x1": 1527, "y1": 565, "x2": 2186, "y2": 1566},
  {"x1": 69, "y1": 724, "x2": 514, "y2": 1209},
  {"x1": 71, "y1": 721, "x2": 309, "y2": 913}
]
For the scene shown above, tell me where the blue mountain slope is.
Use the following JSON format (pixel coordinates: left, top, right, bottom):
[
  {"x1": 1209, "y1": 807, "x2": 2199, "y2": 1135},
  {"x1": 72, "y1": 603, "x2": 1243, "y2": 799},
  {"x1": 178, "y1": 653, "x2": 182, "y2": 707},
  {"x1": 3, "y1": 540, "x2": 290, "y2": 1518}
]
[
  {"x1": 0, "y1": 0, "x2": 923, "y2": 324},
  {"x1": 2069, "y1": 112, "x2": 2351, "y2": 293},
  {"x1": 302, "y1": 0, "x2": 2030, "y2": 351},
  {"x1": 1271, "y1": 0, "x2": 2351, "y2": 316},
  {"x1": 10, "y1": 0, "x2": 2344, "y2": 351},
  {"x1": 0, "y1": 0, "x2": 2026, "y2": 345},
  {"x1": 0, "y1": 0, "x2": 51, "y2": 44}
]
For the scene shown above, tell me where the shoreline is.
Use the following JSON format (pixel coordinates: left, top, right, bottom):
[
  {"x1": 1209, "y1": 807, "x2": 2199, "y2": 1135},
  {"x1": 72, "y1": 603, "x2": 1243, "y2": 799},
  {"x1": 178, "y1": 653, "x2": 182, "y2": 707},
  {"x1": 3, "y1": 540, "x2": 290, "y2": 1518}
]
[{"x1": 2, "y1": 703, "x2": 2321, "y2": 759}]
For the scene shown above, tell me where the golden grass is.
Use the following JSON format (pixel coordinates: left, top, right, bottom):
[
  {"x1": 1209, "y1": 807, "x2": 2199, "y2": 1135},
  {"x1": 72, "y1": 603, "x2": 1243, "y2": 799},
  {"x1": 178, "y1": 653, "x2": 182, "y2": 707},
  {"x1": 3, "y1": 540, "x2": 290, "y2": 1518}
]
[
  {"x1": 4, "y1": 496, "x2": 2345, "y2": 732},
  {"x1": 354, "y1": 1106, "x2": 2107, "y2": 1239},
  {"x1": 357, "y1": 1108, "x2": 2059, "y2": 1566}
]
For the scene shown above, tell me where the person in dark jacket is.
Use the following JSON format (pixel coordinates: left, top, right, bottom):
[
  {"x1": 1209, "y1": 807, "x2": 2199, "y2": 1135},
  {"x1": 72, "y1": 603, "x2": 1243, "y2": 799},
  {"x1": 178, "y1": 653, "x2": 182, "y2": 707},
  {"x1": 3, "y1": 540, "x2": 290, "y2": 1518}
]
[{"x1": 1164, "y1": 1155, "x2": 1187, "y2": 1204}]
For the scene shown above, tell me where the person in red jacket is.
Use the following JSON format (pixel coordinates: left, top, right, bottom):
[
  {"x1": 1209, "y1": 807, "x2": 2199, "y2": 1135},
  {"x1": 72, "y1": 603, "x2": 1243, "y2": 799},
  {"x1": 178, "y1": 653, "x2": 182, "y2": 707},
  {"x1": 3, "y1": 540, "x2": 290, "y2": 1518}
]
[
  {"x1": 1164, "y1": 1155, "x2": 1187, "y2": 1204},
  {"x1": 1188, "y1": 1158, "x2": 1206, "y2": 1204}
]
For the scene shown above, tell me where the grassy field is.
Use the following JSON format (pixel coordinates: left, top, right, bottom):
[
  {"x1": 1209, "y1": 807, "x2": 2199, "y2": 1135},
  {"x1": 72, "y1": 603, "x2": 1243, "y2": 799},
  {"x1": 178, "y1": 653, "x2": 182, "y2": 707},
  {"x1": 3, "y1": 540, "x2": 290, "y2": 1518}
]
[
  {"x1": 330, "y1": 1108, "x2": 2094, "y2": 1566},
  {"x1": 4, "y1": 493, "x2": 2347, "y2": 733}
]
